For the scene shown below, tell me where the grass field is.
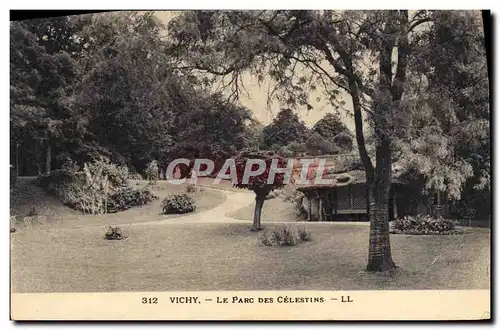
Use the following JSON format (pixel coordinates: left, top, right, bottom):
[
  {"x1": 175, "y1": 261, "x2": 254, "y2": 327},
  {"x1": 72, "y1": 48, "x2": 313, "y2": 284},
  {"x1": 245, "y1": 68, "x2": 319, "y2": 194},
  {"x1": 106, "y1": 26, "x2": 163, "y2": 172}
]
[{"x1": 11, "y1": 222, "x2": 490, "y2": 292}]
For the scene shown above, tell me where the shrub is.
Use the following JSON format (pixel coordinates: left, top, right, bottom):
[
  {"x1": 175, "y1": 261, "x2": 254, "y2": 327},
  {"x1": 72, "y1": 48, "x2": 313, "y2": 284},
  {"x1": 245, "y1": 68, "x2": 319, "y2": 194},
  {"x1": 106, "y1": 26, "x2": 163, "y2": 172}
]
[
  {"x1": 61, "y1": 158, "x2": 79, "y2": 175},
  {"x1": 27, "y1": 206, "x2": 38, "y2": 217},
  {"x1": 260, "y1": 231, "x2": 274, "y2": 246},
  {"x1": 260, "y1": 226, "x2": 312, "y2": 247},
  {"x1": 283, "y1": 190, "x2": 307, "y2": 219},
  {"x1": 128, "y1": 172, "x2": 144, "y2": 180},
  {"x1": 107, "y1": 187, "x2": 158, "y2": 213},
  {"x1": 185, "y1": 183, "x2": 197, "y2": 193},
  {"x1": 35, "y1": 160, "x2": 111, "y2": 215},
  {"x1": 36, "y1": 158, "x2": 151, "y2": 215},
  {"x1": 390, "y1": 214, "x2": 463, "y2": 235},
  {"x1": 105, "y1": 226, "x2": 125, "y2": 240},
  {"x1": 298, "y1": 227, "x2": 312, "y2": 241},
  {"x1": 274, "y1": 226, "x2": 299, "y2": 246},
  {"x1": 161, "y1": 193, "x2": 196, "y2": 214},
  {"x1": 86, "y1": 156, "x2": 128, "y2": 188},
  {"x1": 145, "y1": 160, "x2": 159, "y2": 182}
]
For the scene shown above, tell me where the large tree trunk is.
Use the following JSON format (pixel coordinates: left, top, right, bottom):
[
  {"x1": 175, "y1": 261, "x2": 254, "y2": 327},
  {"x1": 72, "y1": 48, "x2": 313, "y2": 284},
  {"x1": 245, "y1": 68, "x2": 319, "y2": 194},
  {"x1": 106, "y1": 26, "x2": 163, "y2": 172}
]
[
  {"x1": 37, "y1": 156, "x2": 42, "y2": 176},
  {"x1": 45, "y1": 141, "x2": 52, "y2": 176},
  {"x1": 15, "y1": 143, "x2": 19, "y2": 177},
  {"x1": 366, "y1": 140, "x2": 396, "y2": 272},
  {"x1": 365, "y1": 11, "x2": 408, "y2": 272},
  {"x1": 252, "y1": 195, "x2": 265, "y2": 231}
]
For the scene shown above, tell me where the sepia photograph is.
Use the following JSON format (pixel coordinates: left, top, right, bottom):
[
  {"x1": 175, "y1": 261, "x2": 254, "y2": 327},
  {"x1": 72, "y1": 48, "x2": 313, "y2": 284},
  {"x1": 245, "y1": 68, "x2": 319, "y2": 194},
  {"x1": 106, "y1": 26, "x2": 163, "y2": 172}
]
[{"x1": 9, "y1": 8, "x2": 491, "y2": 321}]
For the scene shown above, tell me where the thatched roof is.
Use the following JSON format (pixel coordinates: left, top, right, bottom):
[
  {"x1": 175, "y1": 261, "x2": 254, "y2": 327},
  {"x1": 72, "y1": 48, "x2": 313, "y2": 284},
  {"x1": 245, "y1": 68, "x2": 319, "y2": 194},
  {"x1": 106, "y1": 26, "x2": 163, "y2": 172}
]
[
  {"x1": 296, "y1": 170, "x2": 367, "y2": 192},
  {"x1": 295, "y1": 154, "x2": 404, "y2": 192}
]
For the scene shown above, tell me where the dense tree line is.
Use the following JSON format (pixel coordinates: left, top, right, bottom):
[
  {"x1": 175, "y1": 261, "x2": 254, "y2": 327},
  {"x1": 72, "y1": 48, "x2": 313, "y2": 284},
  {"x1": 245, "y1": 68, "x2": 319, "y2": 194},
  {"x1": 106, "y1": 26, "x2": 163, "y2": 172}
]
[{"x1": 10, "y1": 12, "x2": 256, "y2": 177}]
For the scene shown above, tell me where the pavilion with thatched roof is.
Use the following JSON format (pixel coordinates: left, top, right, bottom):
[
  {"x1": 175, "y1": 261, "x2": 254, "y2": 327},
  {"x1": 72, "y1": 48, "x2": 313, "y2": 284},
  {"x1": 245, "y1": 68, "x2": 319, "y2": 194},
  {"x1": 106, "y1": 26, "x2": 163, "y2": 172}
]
[{"x1": 294, "y1": 154, "x2": 426, "y2": 222}]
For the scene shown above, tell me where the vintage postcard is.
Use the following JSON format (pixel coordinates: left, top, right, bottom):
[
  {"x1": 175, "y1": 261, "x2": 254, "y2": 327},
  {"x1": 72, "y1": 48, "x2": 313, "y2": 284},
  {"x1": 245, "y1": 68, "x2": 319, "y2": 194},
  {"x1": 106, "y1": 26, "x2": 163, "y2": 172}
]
[{"x1": 9, "y1": 9, "x2": 491, "y2": 321}]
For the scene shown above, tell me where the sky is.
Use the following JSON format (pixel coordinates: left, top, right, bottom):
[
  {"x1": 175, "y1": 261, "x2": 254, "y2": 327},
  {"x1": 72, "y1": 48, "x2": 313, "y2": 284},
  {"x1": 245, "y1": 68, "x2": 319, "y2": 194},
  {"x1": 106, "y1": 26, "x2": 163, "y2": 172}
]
[{"x1": 154, "y1": 11, "x2": 356, "y2": 130}]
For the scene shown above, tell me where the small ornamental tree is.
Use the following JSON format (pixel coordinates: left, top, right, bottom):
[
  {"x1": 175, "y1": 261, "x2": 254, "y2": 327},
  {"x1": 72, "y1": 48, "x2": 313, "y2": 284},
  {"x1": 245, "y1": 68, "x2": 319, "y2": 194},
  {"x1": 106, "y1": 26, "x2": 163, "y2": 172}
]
[
  {"x1": 233, "y1": 152, "x2": 290, "y2": 231},
  {"x1": 145, "y1": 160, "x2": 159, "y2": 182}
]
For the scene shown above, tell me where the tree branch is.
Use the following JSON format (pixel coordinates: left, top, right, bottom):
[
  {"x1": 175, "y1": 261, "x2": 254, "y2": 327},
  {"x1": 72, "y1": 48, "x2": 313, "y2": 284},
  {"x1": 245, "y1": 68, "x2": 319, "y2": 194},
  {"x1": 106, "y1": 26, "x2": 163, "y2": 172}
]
[
  {"x1": 392, "y1": 10, "x2": 409, "y2": 101},
  {"x1": 409, "y1": 18, "x2": 433, "y2": 32}
]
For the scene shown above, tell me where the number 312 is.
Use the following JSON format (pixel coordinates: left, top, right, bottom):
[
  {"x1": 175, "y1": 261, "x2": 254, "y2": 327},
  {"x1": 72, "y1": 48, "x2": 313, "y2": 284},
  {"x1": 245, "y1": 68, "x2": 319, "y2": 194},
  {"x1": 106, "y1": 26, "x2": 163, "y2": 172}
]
[{"x1": 142, "y1": 297, "x2": 158, "y2": 304}]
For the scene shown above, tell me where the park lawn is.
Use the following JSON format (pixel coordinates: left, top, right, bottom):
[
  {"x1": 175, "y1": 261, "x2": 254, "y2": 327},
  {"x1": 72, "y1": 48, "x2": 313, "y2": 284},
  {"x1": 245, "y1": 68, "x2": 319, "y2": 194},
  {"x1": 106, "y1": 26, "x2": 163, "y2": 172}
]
[
  {"x1": 228, "y1": 196, "x2": 302, "y2": 222},
  {"x1": 10, "y1": 178, "x2": 226, "y2": 229},
  {"x1": 11, "y1": 222, "x2": 490, "y2": 292}
]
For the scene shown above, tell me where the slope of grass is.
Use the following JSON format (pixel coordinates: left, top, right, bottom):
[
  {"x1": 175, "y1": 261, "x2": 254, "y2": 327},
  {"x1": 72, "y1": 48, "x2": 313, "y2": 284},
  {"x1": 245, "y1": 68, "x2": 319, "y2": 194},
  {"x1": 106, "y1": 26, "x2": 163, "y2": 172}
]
[
  {"x1": 11, "y1": 223, "x2": 490, "y2": 292},
  {"x1": 10, "y1": 178, "x2": 226, "y2": 229}
]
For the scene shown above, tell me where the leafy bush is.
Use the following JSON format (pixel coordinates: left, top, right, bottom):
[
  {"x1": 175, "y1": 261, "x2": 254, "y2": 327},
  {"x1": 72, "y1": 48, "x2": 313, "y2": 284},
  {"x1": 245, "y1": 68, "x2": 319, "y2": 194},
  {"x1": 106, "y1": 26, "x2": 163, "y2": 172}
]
[
  {"x1": 35, "y1": 160, "x2": 111, "y2": 214},
  {"x1": 161, "y1": 193, "x2": 196, "y2": 214},
  {"x1": 260, "y1": 231, "x2": 274, "y2": 246},
  {"x1": 61, "y1": 158, "x2": 79, "y2": 175},
  {"x1": 105, "y1": 226, "x2": 125, "y2": 240},
  {"x1": 107, "y1": 187, "x2": 158, "y2": 213},
  {"x1": 283, "y1": 190, "x2": 307, "y2": 219},
  {"x1": 185, "y1": 183, "x2": 197, "y2": 193},
  {"x1": 128, "y1": 172, "x2": 144, "y2": 180},
  {"x1": 260, "y1": 226, "x2": 312, "y2": 247},
  {"x1": 27, "y1": 206, "x2": 38, "y2": 217},
  {"x1": 273, "y1": 226, "x2": 299, "y2": 246},
  {"x1": 35, "y1": 158, "x2": 153, "y2": 215},
  {"x1": 390, "y1": 214, "x2": 463, "y2": 235},
  {"x1": 298, "y1": 227, "x2": 312, "y2": 241},
  {"x1": 86, "y1": 156, "x2": 128, "y2": 188},
  {"x1": 145, "y1": 160, "x2": 159, "y2": 181}
]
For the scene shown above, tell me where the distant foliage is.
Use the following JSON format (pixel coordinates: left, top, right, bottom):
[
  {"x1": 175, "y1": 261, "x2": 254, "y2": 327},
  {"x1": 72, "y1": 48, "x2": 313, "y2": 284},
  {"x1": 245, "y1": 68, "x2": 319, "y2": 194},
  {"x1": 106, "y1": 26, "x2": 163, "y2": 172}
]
[
  {"x1": 145, "y1": 160, "x2": 159, "y2": 182},
  {"x1": 107, "y1": 187, "x2": 158, "y2": 213},
  {"x1": 260, "y1": 226, "x2": 312, "y2": 247},
  {"x1": 261, "y1": 109, "x2": 309, "y2": 150},
  {"x1": 305, "y1": 132, "x2": 335, "y2": 155},
  {"x1": 105, "y1": 226, "x2": 125, "y2": 240},
  {"x1": 390, "y1": 214, "x2": 463, "y2": 235},
  {"x1": 312, "y1": 113, "x2": 353, "y2": 152},
  {"x1": 161, "y1": 193, "x2": 196, "y2": 214},
  {"x1": 128, "y1": 172, "x2": 144, "y2": 180}
]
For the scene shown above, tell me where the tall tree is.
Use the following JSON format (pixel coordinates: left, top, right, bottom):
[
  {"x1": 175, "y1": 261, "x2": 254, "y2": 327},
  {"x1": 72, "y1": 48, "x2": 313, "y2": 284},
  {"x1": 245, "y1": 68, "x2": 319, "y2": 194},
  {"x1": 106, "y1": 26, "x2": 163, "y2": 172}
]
[
  {"x1": 167, "y1": 10, "x2": 441, "y2": 272},
  {"x1": 394, "y1": 11, "x2": 489, "y2": 217},
  {"x1": 72, "y1": 12, "x2": 176, "y2": 170},
  {"x1": 10, "y1": 17, "x2": 82, "y2": 175},
  {"x1": 233, "y1": 152, "x2": 288, "y2": 231},
  {"x1": 312, "y1": 113, "x2": 353, "y2": 152},
  {"x1": 168, "y1": 91, "x2": 253, "y2": 176},
  {"x1": 261, "y1": 108, "x2": 309, "y2": 150}
]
